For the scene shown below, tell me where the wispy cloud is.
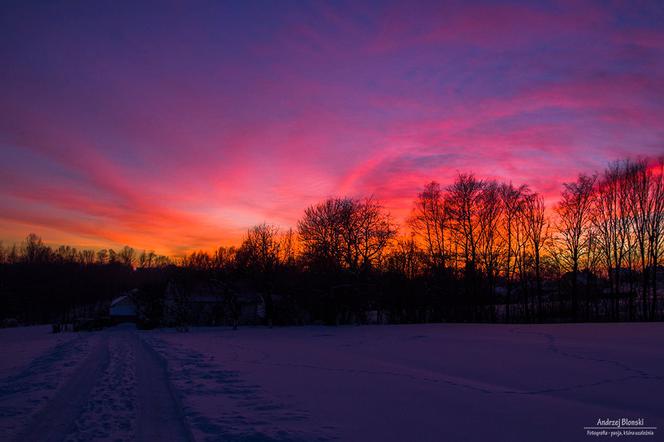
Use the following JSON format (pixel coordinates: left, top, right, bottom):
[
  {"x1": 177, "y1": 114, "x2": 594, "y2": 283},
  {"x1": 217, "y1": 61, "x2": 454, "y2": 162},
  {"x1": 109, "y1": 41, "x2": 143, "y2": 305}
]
[{"x1": 1, "y1": 0, "x2": 662, "y2": 254}]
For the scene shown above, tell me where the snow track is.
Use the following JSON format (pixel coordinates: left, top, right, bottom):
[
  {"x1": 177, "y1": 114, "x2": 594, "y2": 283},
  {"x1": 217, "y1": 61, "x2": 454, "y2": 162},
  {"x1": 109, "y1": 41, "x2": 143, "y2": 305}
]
[
  {"x1": 134, "y1": 333, "x2": 194, "y2": 442},
  {"x1": 1, "y1": 325, "x2": 192, "y2": 442},
  {"x1": 0, "y1": 332, "x2": 98, "y2": 440},
  {"x1": 143, "y1": 335, "x2": 321, "y2": 442},
  {"x1": 18, "y1": 335, "x2": 109, "y2": 442}
]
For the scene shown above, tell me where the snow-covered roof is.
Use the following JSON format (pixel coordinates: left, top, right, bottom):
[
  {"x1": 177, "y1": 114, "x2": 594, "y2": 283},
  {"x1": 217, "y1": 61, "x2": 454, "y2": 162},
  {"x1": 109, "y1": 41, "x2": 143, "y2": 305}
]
[{"x1": 111, "y1": 295, "x2": 133, "y2": 307}]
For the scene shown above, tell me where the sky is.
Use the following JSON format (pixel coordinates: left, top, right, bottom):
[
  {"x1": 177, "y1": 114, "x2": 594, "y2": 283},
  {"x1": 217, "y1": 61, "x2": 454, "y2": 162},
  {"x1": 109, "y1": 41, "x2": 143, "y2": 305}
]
[{"x1": 1, "y1": 0, "x2": 663, "y2": 256}]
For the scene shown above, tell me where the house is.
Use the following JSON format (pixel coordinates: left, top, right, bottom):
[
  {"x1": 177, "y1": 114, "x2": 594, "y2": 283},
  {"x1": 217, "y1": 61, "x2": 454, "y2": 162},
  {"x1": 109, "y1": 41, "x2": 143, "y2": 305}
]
[
  {"x1": 561, "y1": 269, "x2": 598, "y2": 287},
  {"x1": 236, "y1": 290, "x2": 267, "y2": 325},
  {"x1": 109, "y1": 291, "x2": 137, "y2": 322},
  {"x1": 163, "y1": 280, "x2": 268, "y2": 326}
]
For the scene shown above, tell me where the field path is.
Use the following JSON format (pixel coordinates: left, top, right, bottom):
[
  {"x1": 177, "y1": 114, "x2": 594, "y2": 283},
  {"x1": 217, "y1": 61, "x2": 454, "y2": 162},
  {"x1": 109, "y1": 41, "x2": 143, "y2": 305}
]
[
  {"x1": 14, "y1": 335, "x2": 109, "y2": 442},
  {"x1": 134, "y1": 331, "x2": 194, "y2": 442},
  {"x1": 7, "y1": 325, "x2": 192, "y2": 442}
]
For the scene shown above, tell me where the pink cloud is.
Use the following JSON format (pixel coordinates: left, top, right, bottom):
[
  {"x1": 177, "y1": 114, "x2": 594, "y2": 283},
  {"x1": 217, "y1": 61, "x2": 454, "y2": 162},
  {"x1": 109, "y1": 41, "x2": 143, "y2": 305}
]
[{"x1": 1, "y1": 0, "x2": 663, "y2": 254}]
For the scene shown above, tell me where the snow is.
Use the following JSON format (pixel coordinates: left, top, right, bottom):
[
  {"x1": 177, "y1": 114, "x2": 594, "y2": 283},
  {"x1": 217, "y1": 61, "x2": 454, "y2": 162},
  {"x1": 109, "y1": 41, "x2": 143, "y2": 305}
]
[
  {"x1": 64, "y1": 331, "x2": 135, "y2": 441},
  {"x1": 145, "y1": 324, "x2": 664, "y2": 441},
  {"x1": 0, "y1": 325, "x2": 81, "y2": 378},
  {"x1": 0, "y1": 326, "x2": 99, "y2": 439},
  {"x1": 1, "y1": 323, "x2": 662, "y2": 441}
]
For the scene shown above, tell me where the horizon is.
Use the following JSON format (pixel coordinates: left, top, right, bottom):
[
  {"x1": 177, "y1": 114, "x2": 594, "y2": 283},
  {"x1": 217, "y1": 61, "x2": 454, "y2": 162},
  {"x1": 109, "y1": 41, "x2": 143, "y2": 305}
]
[
  {"x1": 1, "y1": 154, "x2": 662, "y2": 260},
  {"x1": 2, "y1": 0, "x2": 663, "y2": 255}
]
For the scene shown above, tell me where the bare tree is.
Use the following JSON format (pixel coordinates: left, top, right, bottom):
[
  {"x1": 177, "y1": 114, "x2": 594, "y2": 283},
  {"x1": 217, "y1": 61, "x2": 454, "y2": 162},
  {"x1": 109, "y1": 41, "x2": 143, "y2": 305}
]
[
  {"x1": 238, "y1": 223, "x2": 282, "y2": 326},
  {"x1": 445, "y1": 174, "x2": 484, "y2": 276},
  {"x1": 280, "y1": 228, "x2": 297, "y2": 267},
  {"x1": 476, "y1": 181, "x2": 503, "y2": 318},
  {"x1": 522, "y1": 191, "x2": 547, "y2": 319},
  {"x1": 354, "y1": 197, "x2": 397, "y2": 273},
  {"x1": 555, "y1": 174, "x2": 596, "y2": 319},
  {"x1": 7, "y1": 244, "x2": 18, "y2": 264},
  {"x1": 298, "y1": 197, "x2": 395, "y2": 273},
  {"x1": 212, "y1": 246, "x2": 237, "y2": 270},
  {"x1": 500, "y1": 182, "x2": 528, "y2": 320},
  {"x1": 23, "y1": 233, "x2": 52, "y2": 264},
  {"x1": 647, "y1": 158, "x2": 664, "y2": 320},
  {"x1": 138, "y1": 250, "x2": 157, "y2": 268},
  {"x1": 594, "y1": 162, "x2": 631, "y2": 319},
  {"x1": 513, "y1": 196, "x2": 532, "y2": 319},
  {"x1": 183, "y1": 251, "x2": 213, "y2": 270},
  {"x1": 444, "y1": 174, "x2": 485, "y2": 319},
  {"x1": 239, "y1": 223, "x2": 281, "y2": 274},
  {"x1": 55, "y1": 245, "x2": 78, "y2": 263},
  {"x1": 621, "y1": 159, "x2": 649, "y2": 319},
  {"x1": 409, "y1": 182, "x2": 447, "y2": 271},
  {"x1": 386, "y1": 236, "x2": 423, "y2": 279},
  {"x1": 78, "y1": 249, "x2": 95, "y2": 265},
  {"x1": 117, "y1": 246, "x2": 136, "y2": 267},
  {"x1": 153, "y1": 254, "x2": 172, "y2": 268},
  {"x1": 96, "y1": 249, "x2": 109, "y2": 264},
  {"x1": 298, "y1": 198, "x2": 348, "y2": 271}
]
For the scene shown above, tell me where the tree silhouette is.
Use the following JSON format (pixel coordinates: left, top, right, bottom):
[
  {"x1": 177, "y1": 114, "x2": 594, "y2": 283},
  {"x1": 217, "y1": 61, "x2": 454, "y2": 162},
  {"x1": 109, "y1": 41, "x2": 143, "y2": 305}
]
[
  {"x1": 409, "y1": 182, "x2": 447, "y2": 272},
  {"x1": 298, "y1": 197, "x2": 395, "y2": 274},
  {"x1": 117, "y1": 246, "x2": 136, "y2": 267},
  {"x1": 1, "y1": 156, "x2": 663, "y2": 326},
  {"x1": 555, "y1": 174, "x2": 596, "y2": 319}
]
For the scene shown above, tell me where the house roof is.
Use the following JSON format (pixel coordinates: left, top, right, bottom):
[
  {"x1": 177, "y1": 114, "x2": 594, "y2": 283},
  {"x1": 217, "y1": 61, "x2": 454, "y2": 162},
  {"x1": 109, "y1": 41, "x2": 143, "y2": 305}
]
[{"x1": 111, "y1": 294, "x2": 134, "y2": 307}]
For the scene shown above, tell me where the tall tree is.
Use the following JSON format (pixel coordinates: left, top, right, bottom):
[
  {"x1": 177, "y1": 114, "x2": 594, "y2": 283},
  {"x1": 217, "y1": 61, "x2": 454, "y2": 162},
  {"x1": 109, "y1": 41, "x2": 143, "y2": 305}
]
[
  {"x1": 500, "y1": 182, "x2": 528, "y2": 320},
  {"x1": 23, "y1": 233, "x2": 51, "y2": 264},
  {"x1": 522, "y1": 191, "x2": 547, "y2": 320},
  {"x1": 476, "y1": 181, "x2": 502, "y2": 319},
  {"x1": 239, "y1": 223, "x2": 281, "y2": 274},
  {"x1": 646, "y1": 158, "x2": 664, "y2": 320},
  {"x1": 117, "y1": 246, "x2": 136, "y2": 267},
  {"x1": 298, "y1": 197, "x2": 395, "y2": 273},
  {"x1": 445, "y1": 174, "x2": 484, "y2": 276},
  {"x1": 409, "y1": 182, "x2": 447, "y2": 272},
  {"x1": 445, "y1": 174, "x2": 485, "y2": 318},
  {"x1": 594, "y1": 161, "x2": 631, "y2": 319},
  {"x1": 555, "y1": 174, "x2": 596, "y2": 319}
]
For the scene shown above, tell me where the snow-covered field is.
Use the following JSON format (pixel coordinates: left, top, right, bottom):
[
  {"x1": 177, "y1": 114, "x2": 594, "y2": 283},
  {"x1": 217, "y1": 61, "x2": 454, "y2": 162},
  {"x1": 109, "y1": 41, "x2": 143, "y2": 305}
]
[{"x1": 1, "y1": 323, "x2": 662, "y2": 441}]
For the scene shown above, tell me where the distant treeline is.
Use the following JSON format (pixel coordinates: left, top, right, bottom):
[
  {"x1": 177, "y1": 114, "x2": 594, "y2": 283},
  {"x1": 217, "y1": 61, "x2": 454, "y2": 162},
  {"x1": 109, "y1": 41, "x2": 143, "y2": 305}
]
[{"x1": 1, "y1": 156, "x2": 663, "y2": 325}]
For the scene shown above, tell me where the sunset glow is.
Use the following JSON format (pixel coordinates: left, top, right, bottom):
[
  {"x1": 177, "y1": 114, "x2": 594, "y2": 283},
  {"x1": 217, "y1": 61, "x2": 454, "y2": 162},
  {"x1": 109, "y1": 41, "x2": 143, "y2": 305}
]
[{"x1": 1, "y1": 1, "x2": 663, "y2": 255}]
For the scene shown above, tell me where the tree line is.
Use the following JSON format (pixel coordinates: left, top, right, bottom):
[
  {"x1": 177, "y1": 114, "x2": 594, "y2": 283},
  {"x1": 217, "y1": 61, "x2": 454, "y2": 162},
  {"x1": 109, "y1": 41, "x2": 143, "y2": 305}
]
[
  {"x1": 1, "y1": 156, "x2": 662, "y2": 325},
  {"x1": 0, "y1": 235, "x2": 171, "y2": 268}
]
